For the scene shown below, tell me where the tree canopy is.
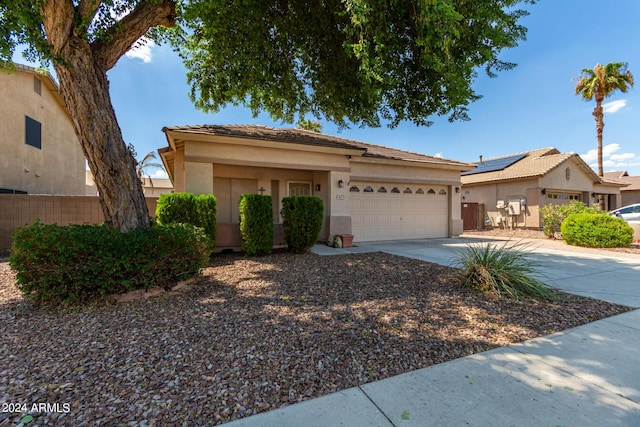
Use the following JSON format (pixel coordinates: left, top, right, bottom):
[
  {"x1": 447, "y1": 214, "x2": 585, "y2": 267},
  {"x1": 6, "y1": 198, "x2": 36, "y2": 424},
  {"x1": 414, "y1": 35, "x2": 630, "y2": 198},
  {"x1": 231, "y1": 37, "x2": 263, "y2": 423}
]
[
  {"x1": 3, "y1": 0, "x2": 534, "y2": 128},
  {"x1": 1, "y1": 0, "x2": 535, "y2": 231},
  {"x1": 575, "y1": 62, "x2": 634, "y2": 177}
]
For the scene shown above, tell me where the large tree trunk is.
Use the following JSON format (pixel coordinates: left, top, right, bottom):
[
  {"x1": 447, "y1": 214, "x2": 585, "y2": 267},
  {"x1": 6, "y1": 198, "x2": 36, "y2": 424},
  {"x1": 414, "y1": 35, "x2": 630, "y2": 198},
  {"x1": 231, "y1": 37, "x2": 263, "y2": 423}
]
[
  {"x1": 38, "y1": 0, "x2": 175, "y2": 232},
  {"x1": 55, "y1": 39, "x2": 150, "y2": 232}
]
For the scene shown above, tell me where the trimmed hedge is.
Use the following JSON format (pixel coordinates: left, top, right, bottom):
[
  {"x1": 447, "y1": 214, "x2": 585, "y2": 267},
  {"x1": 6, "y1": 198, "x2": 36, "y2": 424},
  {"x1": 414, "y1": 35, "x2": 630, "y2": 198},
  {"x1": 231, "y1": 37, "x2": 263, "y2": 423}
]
[
  {"x1": 561, "y1": 213, "x2": 633, "y2": 248},
  {"x1": 156, "y1": 193, "x2": 216, "y2": 250},
  {"x1": 239, "y1": 194, "x2": 273, "y2": 256},
  {"x1": 281, "y1": 196, "x2": 324, "y2": 253},
  {"x1": 540, "y1": 200, "x2": 600, "y2": 238},
  {"x1": 9, "y1": 221, "x2": 211, "y2": 304}
]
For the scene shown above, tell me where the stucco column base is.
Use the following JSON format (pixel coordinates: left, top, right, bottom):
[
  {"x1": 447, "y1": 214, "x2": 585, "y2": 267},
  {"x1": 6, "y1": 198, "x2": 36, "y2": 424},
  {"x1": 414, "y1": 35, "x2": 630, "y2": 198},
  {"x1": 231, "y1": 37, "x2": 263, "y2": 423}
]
[
  {"x1": 450, "y1": 219, "x2": 463, "y2": 237},
  {"x1": 327, "y1": 216, "x2": 352, "y2": 241}
]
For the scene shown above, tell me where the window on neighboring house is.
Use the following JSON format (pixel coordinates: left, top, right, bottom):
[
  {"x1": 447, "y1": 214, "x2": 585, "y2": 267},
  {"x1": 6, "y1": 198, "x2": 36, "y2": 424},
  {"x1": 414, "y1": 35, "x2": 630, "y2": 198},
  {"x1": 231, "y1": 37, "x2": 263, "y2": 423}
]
[
  {"x1": 34, "y1": 76, "x2": 42, "y2": 95},
  {"x1": 25, "y1": 116, "x2": 42, "y2": 149}
]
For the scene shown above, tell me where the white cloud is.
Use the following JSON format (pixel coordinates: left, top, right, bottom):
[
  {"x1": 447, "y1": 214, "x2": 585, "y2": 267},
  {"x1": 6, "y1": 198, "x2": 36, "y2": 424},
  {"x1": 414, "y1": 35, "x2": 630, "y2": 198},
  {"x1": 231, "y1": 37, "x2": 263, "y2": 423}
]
[
  {"x1": 149, "y1": 169, "x2": 169, "y2": 179},
  {"x1": 580, "y1": 143, "x2": 640, "y2": 173},
  {"x1": 603, "y1": 99, "x2": 627, "y2": 113},
  {"x1": 125, "y1": 38, "x2": 155, "y2": 63},
  {"x1": 610, "y1": 152, "x2": 636, "y2": 161},
  {"x1": 433, "y1": 152, "x2": 443, "y2": 158}
]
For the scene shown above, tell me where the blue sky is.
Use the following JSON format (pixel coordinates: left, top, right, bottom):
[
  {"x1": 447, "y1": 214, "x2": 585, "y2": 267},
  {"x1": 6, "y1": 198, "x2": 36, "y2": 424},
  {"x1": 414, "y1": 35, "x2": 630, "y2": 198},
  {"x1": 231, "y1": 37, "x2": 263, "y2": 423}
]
[{"x1": 16, "y1": 0, "x2": 640, "y2": 178}]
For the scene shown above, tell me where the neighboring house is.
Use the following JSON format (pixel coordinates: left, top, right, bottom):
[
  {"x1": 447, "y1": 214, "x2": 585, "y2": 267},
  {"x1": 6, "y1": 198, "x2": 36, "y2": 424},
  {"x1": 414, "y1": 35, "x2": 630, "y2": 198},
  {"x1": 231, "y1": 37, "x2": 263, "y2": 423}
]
[
  {"x1": 604, "y1": 171, "x2": 640, "y2": 206},
  {"x1": 86, "y1": 170, "x2": 174, "y2": 197},
  {"x1": 159, "y1": 125, "x2": 474, "y2": 249},
  {"x1": 0, "y1": 63, "x2": 85, "y2": 195},
  {"x1": 460, "y1": 148, "x2": 627, "y2": 230}
]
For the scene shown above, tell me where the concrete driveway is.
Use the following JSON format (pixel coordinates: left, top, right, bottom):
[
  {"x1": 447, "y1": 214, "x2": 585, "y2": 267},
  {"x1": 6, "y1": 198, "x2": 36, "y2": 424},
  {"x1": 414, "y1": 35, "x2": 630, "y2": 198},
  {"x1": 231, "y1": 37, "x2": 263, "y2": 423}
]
[
  {"x1": 312, "y1": 236, "x2": 640, "y2": 308},
  {"x1": 224, "y1": 237, "x2": 640, "y2": 427}
]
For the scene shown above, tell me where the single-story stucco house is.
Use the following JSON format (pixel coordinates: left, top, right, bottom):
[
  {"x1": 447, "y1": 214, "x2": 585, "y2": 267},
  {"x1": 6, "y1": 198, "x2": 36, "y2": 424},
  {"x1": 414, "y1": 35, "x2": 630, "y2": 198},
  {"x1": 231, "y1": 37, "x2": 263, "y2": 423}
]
[
  {"x1": 604, "y1": 171, "x2": 640, "y2": 206},
  {"x1": 159, "y1": 125, "x2": 474, "y2": 249},
  {"x1": 460, "y1": 147, "x2": 627, "y2": 230}
]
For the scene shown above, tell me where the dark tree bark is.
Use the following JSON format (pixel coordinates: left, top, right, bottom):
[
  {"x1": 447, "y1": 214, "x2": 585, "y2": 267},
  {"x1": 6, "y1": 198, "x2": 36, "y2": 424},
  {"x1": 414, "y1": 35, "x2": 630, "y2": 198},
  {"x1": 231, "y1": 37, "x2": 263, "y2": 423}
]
[{"x1": 40, "y1": 0, "x2": 176, "y2": 232}]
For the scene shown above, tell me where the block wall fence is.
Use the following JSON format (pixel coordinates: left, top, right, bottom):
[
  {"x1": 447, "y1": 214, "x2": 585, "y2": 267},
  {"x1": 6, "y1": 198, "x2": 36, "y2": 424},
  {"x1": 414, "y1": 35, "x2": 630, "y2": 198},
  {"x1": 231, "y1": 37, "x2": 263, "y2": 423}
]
[{"x1": 0, "y1": 195, "x2": 158, "y2": 254}]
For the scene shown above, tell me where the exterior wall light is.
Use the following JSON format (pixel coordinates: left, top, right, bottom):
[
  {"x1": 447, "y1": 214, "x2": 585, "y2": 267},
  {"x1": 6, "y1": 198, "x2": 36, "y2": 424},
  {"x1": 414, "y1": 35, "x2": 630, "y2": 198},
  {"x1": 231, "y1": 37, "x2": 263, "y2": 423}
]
[
  {"x1": 338, "y1": 180, "x2": 344, "y2": 188},
  {"x1": 455, "y1": 186, "x2": 460, "y2": 193},
  {"x1": 541, "y1": 188, "x2": 546, "y2": 195}
]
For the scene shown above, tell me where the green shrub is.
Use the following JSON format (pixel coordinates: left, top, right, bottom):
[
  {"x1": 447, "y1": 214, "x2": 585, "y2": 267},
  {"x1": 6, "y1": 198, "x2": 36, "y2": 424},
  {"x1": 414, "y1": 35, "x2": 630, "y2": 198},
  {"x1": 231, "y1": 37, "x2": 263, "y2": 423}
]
[
  {"x1": 281, "y1": 196, "x2": 324, "y2": 253},
  {"x1": 453, "y1": 241, "x2": 559, "y2": 301},
  {"x1": 9, "y1": 221, "x2": 211, "y2": 304},
  {"x1": 239, "y1": 194, "x2": 273, "y2": 256},
  {"x1": 195, "y1": 194, "x2": 217, "y2": 247},
  {"x1": 156, "y1": 192, "x2": 198, "y2": 224},
  {"x1": 540, "y1": 200, "x2": 600, "y2": 238},
  {"x1": 561, "y1": 213, "x2": 633, "y2": 248},
  {"x1": 156, "y1": 192, "x2": 216, "y2": 249}
]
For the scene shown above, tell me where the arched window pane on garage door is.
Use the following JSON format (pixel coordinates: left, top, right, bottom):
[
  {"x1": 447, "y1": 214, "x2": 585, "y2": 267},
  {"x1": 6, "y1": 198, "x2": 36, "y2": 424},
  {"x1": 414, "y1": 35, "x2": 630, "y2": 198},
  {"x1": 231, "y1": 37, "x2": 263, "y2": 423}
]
[
  {"x1": 378, "y1": 186, "x2": 387, "y2": 193},
  {"x1": 403, "y1": 187, "x2": 412, "y2": 194},
  {"x1": 350, "y1": 186, "x2": 360, "y2": 192},
  {"x1": 391, "y1": 187, "x2": 400, "y2": 193},
  {"x1": 439, "y1": 189, "x2": 447, "y2": 195},
  {"x1": 363, "y1": 186, "x2": 374, "y2": 192},
  {"x1": 427, "y1": 189, "x2": 436, "y2": 194},
  {"x1": 416, "y1": 188, "x2": 424, "y2": 194}
]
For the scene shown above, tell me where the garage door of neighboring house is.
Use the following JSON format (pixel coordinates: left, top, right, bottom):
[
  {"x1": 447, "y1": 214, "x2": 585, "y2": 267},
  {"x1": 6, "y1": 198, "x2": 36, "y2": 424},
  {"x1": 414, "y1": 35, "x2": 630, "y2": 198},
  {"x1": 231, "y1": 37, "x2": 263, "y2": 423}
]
[{"x1": 349, "y1": 182, "x2": 449, "y2": 241}]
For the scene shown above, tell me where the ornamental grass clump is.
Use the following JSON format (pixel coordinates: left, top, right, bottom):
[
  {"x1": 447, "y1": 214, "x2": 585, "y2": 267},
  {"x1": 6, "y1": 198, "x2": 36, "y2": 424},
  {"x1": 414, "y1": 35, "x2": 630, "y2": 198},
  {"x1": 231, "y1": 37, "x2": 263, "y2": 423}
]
[{"x1": 453, "y1": 241, "x2": 559, "y2": 301}]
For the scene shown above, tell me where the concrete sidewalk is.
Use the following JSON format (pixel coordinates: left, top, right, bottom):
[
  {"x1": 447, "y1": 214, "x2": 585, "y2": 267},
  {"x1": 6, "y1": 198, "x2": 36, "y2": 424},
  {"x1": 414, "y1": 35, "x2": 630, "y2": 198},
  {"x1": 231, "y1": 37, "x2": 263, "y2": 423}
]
[{"x1": 224, "y1": 238, "x2": 640, "y2": 426}]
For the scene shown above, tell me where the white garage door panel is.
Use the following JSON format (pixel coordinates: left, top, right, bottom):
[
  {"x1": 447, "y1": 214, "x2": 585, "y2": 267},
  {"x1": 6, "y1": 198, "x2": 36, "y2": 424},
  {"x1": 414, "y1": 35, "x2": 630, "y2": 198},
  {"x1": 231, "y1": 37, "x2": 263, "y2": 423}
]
[{"x1": 349, "y1": 182, "x2": 449, "y2": 242}]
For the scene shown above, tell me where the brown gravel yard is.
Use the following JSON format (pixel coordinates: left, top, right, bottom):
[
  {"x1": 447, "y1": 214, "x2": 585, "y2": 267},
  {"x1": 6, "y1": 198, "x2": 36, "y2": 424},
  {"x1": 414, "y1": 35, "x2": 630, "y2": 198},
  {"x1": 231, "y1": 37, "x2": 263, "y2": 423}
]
[{"x1": 0, "y1": 251, "x2": 632, "y2": 426}]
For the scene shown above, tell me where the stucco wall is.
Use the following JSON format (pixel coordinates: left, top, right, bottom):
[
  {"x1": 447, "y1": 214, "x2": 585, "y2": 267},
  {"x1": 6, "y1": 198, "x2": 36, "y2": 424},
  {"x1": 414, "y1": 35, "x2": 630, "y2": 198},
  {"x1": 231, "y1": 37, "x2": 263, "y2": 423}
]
[
  {"x1": 185, "y1": 140, "x2": 351, "y2": 172},
  {"x1": 350, "y1": 160, "x2": 462, "y2": 184},
  {"x1": 0, "y1": 68, "x2": 85, "y2": 195},
  {"x1": 622, "y1": 191, "x2": 640, "y2": 206},
  {"x1": 462, "y1": 179, "x2": 540, "y2": 228},
  {"x1": 539, "y1": 162, "x2": 593, "y2": 193},
  {"x1": 0, "y1": 195, "x2": 158, "y2": 253}
]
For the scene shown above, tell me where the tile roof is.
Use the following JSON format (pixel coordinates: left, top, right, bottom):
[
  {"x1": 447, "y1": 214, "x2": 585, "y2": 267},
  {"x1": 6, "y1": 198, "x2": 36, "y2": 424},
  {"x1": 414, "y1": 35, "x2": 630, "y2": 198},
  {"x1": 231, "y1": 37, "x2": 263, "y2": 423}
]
[
  {"x1": 162, "y1": 124, "x2": 473, "y2": 168},
  {"x1": 461, "y1": 147, "x2": 599, "y2": 184},
  {"x1": 605, "y1": 171, "x2": 640, "y2": 191}
]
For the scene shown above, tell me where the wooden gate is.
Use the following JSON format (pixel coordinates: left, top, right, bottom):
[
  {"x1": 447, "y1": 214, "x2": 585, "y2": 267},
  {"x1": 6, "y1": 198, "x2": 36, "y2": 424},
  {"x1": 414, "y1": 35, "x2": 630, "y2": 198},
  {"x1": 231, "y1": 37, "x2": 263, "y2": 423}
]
[{"x1": 461, "y1": 202, "x2": 478, "y2": 231}]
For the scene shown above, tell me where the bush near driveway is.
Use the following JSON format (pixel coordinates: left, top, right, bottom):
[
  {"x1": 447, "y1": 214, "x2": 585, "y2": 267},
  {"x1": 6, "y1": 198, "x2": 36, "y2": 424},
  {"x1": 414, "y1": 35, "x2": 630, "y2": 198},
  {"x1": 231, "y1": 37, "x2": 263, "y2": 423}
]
[
  {"x1": 9, "y1": 221, "x2": 211, "y2": 304},
  {"x1": 540, "y1": 200, "x2": 601, "y2": 238},
  {"x1": 453, "y1": 241, "x2": 559, "y2": 301},
  {"x1": 561, "y1": 213, "x2": 633, "y2": 248}
]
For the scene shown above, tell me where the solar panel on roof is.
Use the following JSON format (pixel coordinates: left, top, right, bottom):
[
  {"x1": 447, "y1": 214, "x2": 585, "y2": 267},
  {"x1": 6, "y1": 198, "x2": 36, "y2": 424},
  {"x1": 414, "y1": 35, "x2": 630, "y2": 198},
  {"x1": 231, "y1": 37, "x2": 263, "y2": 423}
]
[{"x1": 461, "y1": 153, "x2": 527, "y2": 176}]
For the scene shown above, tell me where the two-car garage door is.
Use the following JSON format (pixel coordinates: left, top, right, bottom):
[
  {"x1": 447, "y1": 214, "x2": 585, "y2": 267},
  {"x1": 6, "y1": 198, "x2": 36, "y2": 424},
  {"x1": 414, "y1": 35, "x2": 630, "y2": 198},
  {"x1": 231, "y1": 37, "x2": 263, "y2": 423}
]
[{"x1": 349, "y1": 182, "x2": 449, "y2": 242}]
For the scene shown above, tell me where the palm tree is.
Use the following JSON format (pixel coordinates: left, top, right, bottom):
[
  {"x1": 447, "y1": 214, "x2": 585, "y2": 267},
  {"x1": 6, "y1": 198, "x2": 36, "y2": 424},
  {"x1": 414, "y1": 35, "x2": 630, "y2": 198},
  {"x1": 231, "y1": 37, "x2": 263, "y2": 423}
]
[
  {"x1": 575, "y1": 62, "x2": 634, "y2": 177},
  {"x1": 297, "y1": 119, "x2": 322, "y2": 133},
  {"x1": 136, "y1": 151, "x2": 165, "y2": 192}
]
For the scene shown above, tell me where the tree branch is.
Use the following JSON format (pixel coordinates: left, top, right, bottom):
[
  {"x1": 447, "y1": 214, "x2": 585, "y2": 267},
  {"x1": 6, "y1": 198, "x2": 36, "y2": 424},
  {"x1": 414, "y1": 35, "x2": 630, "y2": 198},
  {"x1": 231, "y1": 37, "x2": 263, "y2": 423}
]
[
  {"x1": 76, "y1": 0, "x2": 103, "y2": 31},
  {"x1": 42, "y1": 0, "x2": 76, "y2": 55},
  {"x1": 92, "y1": 0, "x2": 176, "y2": 71}
]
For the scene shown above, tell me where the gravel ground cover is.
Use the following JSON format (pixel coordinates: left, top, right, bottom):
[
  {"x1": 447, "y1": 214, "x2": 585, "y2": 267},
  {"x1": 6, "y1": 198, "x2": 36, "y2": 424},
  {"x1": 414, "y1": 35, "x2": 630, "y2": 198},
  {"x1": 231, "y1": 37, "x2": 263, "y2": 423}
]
[{"x1": 0, "y1": 251, "x2": 632, "y2": 426}]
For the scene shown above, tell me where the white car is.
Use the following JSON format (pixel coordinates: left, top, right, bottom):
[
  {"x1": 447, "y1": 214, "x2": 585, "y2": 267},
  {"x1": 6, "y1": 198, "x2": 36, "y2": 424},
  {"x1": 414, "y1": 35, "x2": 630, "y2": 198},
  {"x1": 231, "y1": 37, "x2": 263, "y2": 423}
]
[{"x1": 610, "y1": 203, "x2": 640, "y2": 221}]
